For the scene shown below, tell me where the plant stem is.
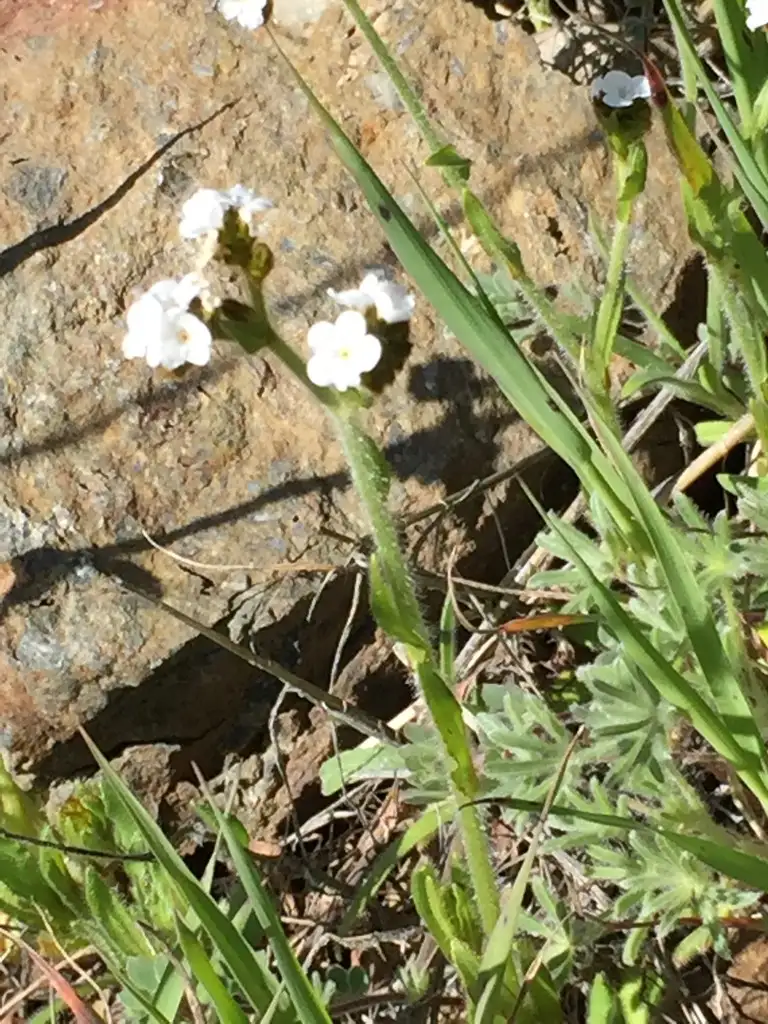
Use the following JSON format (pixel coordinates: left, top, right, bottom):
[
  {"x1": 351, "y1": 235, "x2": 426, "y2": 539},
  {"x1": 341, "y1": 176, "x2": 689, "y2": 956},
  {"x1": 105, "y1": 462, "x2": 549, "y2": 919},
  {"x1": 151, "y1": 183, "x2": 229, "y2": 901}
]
[
  {"x1": 590, "y1": 205, "x2": 633, "y2": 435},
  {"x1": 593, "y1": 209, "x2": 631, "y2": 377},
  {"x1": 333, "y1": 410, "x2": 499, "y2": 932},
  {"x1": 260, "y1": 332, "x2": 499, "y2": 931}
]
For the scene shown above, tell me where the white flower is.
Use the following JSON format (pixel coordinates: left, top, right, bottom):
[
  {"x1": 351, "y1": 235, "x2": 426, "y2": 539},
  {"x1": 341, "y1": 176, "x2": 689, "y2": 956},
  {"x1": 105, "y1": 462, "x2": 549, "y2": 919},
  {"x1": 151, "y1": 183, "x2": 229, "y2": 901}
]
[
  {"x1": 122, "y1": 274, "x2": 212, "y2": 370},
  {"x1": 328, "y1": 272, "x2": 415, "y2": 324},
  {"x1": 179, "y1": 185, "x2": 272, "y2": 240},
  {"x1": 217, "y1": 0, "x2": 268, "y2": 30},
  {"x1": 746, "y1": 0, "x2": 768, "y2": 29},
  {"x1": 225, "y1": 184, "x2": 273, "y2": 224},
  {"x1": 306, "y1": 310, "x2": 382, "y2": 391},
  {"x1": 590, "y1": 70, "x2": 651, "y2": 108}
]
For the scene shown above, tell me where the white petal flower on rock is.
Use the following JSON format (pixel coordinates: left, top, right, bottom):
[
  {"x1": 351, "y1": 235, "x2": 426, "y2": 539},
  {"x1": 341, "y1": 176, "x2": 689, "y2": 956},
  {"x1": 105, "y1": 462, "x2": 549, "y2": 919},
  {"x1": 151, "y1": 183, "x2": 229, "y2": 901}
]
[
  {"x1": 225, "y1": 184, "x2": 274, "y2": 224},
  {"x1": 217, "y1": 0, "x2": 268, "y2": 30},
  {"x1": 306, "y1": 310, "x2": 382, "y2": 392},
  {"x1": 328, "y1": 272, "x2": 415, "y2": 324},
  {"x1": 746, "y1": 0, "x2": 768, "y2": 29},
  {"x1": 179, "y1": 189, "x2": 231, "y2": 240},
  {"x1": 590, "y1": 70, "x2": 651, "y2": 108},
  {"x1": 122, "y1": 275, "x2": 213, "y2": 371},
  {"x1": 179, "y1": 185, "x2": 272, "y2": 240}
]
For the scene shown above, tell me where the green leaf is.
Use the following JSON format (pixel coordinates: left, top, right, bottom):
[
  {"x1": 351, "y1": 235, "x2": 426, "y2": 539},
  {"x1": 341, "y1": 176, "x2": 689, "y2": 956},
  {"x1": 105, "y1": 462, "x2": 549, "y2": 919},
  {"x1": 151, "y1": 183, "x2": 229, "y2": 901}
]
[
  {"x1": 84, "y1": 866, "x2": 151, "y2": 959},
  {"x1": 587, "y1": 973, "x2": 620, "y2": 1024},
  {"x1": 368, "y1": 552, "x2": 423, "y2": 648},
  {"x1": 414, "y1": 657, "x2": 480, "y2": 800},
  {"x1": 694, "y1": 419, "x2": 734, "y2": 447},
  {"x1": 411, "y1": 862, "x2": 456, "y2": 963},
  {"x1": 319, "y1": 744, "x2": 408, "y2": 796},
  {"x1": 463, "y1": 188, "x2": 525, "y2": 278},
  {"x1": 425, "y1": 145, "x2": 472, "y2": 182},
  {"x1": 449, "y1": 937, "x2": 481, "y2": 994},
  {"x1": 439, "y1": 593, "x2": 457, "y2": 686}
]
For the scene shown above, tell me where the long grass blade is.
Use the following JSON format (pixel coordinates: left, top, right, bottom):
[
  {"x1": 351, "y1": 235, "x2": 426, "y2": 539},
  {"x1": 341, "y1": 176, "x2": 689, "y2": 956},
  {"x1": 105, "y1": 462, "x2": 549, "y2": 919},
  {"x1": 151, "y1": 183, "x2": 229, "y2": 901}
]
[
  {"x1": 268, "y1": 33, "x2": 639, "y2": 541},
  {"x1": 481, "y1": 796, "x2": 768, "y2": 891},
  {"x1": 79, "y1": 730, "x2": 286, "y2": 1020},
  {"x1": 195, "y1": 773, "x2": 332, "y2": 1024}
]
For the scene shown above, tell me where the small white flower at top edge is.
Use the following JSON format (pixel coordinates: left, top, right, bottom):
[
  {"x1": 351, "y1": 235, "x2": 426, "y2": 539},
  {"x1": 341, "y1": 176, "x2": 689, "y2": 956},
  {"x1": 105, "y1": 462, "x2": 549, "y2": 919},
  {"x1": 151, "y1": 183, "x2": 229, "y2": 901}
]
[
  {"x1": 590, "y1": 70, "x2": 651, "y2": 109},
  {"x1": 328, "y1": 272, "x2": 415, "y2": 325},
  {"x1": 306, "y1": 310, "x2": 383, "y2": 392},
  {"x1": 122, "y1": 274, "x2": 212, "y2": 370},
  {"x1": 179, "y1": 185, "x2": 273, "y2": 241},
  {"x1": 217, "y1": 0, "x2": 268, "y2": 30},
  {"x1": 746, "y1": 0, "x2": 768, "y2": 30}
]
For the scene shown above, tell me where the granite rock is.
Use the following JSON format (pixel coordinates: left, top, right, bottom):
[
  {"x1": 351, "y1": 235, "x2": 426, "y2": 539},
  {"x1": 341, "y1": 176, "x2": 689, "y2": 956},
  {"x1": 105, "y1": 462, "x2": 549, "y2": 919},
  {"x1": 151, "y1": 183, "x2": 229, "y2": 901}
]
[{"x1": 0, "y1": 0, "x2": 692, "y2": 772}]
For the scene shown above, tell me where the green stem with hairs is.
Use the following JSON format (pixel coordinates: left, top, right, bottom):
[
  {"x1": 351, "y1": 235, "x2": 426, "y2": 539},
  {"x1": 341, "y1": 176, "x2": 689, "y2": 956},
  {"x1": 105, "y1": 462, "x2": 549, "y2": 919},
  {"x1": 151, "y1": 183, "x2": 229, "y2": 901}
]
[
  {"x1": 590, "y1": 206, "x2": 633, "y2": 435},
  {"x1": 259, "y1": 329, "x2": 499, "y2": 932},
  {"x1": 227, "y1": 293, "x2": 499, "y2": 931},
  {"x1": 330, "y1": 408, "x2": 499, "y2": 934}
]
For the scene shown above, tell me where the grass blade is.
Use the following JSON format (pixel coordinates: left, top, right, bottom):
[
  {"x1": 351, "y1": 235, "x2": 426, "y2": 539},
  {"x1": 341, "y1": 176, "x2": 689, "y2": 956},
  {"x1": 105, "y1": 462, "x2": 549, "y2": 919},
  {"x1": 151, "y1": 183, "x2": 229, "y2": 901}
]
[
  {"x1": 78, "y1": 730, "x2": 286, "y2": 1020},
  {"x1": 195, "y1": 773, "x2": 332, "y2": 1024},
  {"x1": 474, "y1": 730, "x2": 580, "y2": 1024},
  {"x1": 650, "y1": 12, "x2": 768, "y2": 227},
  {"x1": 484, "y1": 796, "x2": 768, "y2": 891},
  {"x1": 175, "y1": 917, "x2": 250, "y2": 1024},
  {"x1": 268, "y1": 33, "x2": 639, "y2": 542}
]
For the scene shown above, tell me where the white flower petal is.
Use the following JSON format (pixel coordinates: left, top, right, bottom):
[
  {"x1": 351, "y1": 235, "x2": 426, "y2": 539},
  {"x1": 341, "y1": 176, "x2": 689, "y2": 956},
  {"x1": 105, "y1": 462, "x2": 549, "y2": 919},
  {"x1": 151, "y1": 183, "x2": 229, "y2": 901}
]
[
  {"x1": 326, "y1": 286, "x2": 372, "y2": 312},
  {"x1": 330, "y1": 361, "x2": 365, "y2": 392},
  {"x1": 591, "y1": 70, "x2": 650, "y2": 108},
  {"x1": 179, "y1": 188, "x2": 229, "y2": 239},
  {"x1": 146, "y1": 279, "x2": 179, "y2": 305},
  {"x1": 374, "y1": 285, "x2": 415, "y2": 324},
  {"x1": 335, "y1": 309, "x2": 369, "y2": 340},
  {"x1": 355, "y1": 333, "x2": 383, "y2": 373},
  {"x1": 144, "y1": 332, "x2": 171, "y2": 370},
  {"x1": 122, "y1": 331, "x2": 147, "y2": 360},
  {"x1": 634, "y1": 76, "x2": 652, "y2": 99},
  {"x1": 226, "y1": 184, "x2": 273, "y2": 222},
  {"x1": 328, "y1": 272, "x2": 415, "y2": 324},
  {"x1": 172, "y1": 272, "x2": 206, "y2": 309},
  {"x1": 307, "y1": 320, "x2": 337, "y2": 354},
  {"x1": 177, "y1": 313, "x2": 213, "y2": 366},
  {"x1": 307, "y1": 353, "x2": 337, "y2": 388},
  {"x1": 747, "y1": 0, "x2": 768, "y2": 28}
]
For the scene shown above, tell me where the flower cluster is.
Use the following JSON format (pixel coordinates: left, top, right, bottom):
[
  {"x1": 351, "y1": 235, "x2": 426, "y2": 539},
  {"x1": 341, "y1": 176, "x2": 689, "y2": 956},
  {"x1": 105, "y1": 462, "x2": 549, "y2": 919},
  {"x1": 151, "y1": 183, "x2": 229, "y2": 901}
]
[
  {"x1": 306, "y1": 273, "x2": 415, "y2": 391},
  {"x1": 122, "y1": 274, "x2": 213, "y2": 371},
  {"x1": 179, "y1": 185, "x2": 273, "y2": 241},
  {"x1": 120, "y1": 181, "x2": 415, "y2": 392},
  {"x1": 121, "y1": 185, "x2": 270, "y2": 371}
]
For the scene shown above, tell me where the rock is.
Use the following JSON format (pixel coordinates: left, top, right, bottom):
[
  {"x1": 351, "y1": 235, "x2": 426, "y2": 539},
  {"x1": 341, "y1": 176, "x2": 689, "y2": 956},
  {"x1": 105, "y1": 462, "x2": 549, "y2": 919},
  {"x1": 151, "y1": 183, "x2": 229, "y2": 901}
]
[
  {"x1": 0, "y1": 0, "x2": 692, "y2": 774},
  {"x1": 5, "y1": 164, "x2": 69, "y2": 224}
]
